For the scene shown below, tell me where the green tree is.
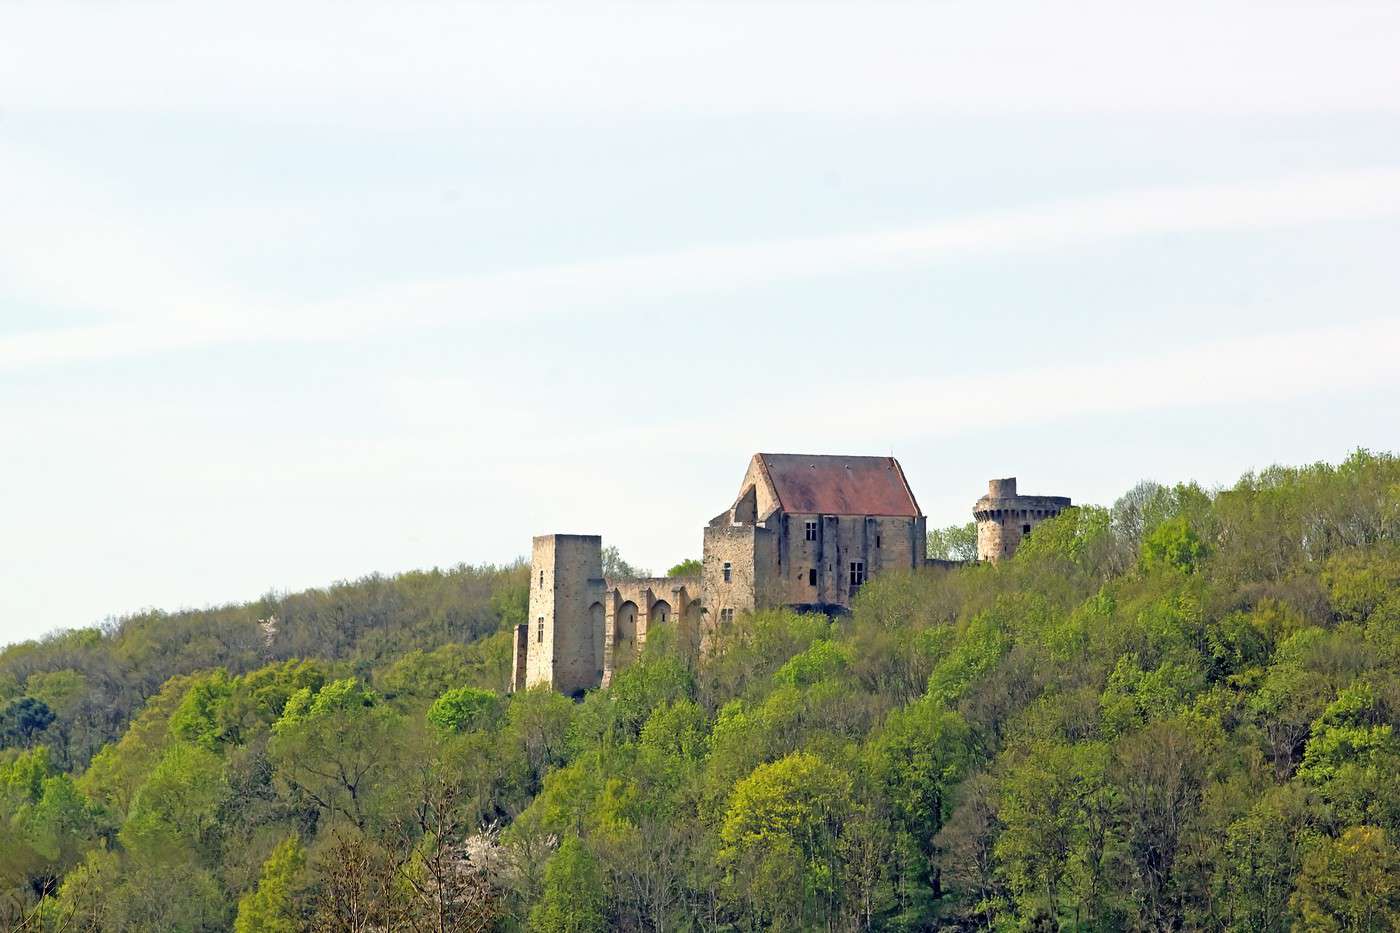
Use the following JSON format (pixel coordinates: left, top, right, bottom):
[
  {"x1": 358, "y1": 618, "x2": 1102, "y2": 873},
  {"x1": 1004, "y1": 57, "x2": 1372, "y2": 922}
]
[
  {"x1": 1217, "y1": 784, "x2": 1315, "y2": 933},
  {"x1": 503, "y1": 686, "x2": 575, "y2": 796},
  {"x1": 0, "y1": 697, "x2": 55, "y2": 747},
  {"x1": 426, "y1": 687, "x2": 501, "y2": 734},
  {"x1": 119, "y1": 742, "x2": 228, "y2": 862},
  {"x1": 927, "y1": 522, "x2": 978, "y2": 561},
  {"x1": 1292, "y1": 825, "x2": 1400, "y2": 932},
  {"x1": 268, "y1": 679, "x2": 400, "y2": 829},
  {"x1": 529, "y1": 835, "x2": 607, "y2": 933},
  {"x1": 719, "y1": 751, "x2": 853, "y2": 926},
  {"x1": 1297, "y1": 681, "x2": 1400, "y2": 830},
  {"x1": 79, "y1": 672, "x2": 197, "y2": 819},
  {"x1": 601, "y1": 546, "x2": 648, "y2": 580},
  {"x1": 1113, "y1": 716, "x2": 1219, "y2": 930},
  {"x1": 995, "y1": 740, "x2": 1118, "y2": 928},
  {"x1": 667, "y1": 558, "x2": 702, "y2": 577},
  {"x1": 169, "y1": 670, "x2": 237, "y2": 750},
  {"x1": 234, "y1": 834, "x2": 307, "y2": 933},
  {"x1": 1142, "y1": 515, "x2": 1209, "y2": 574}
]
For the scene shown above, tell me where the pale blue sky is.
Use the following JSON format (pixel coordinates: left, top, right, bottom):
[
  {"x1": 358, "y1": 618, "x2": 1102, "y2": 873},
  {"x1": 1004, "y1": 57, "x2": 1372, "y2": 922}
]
[{"x1": 3, "y1": 1, "x2": 1400, "y2": 643}]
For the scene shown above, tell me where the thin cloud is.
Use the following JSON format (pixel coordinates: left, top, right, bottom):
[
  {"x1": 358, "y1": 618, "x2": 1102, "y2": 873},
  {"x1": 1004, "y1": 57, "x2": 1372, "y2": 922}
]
[
  {"x1": 839, "y1": 317, "x2": 1400, "y2": 443},
  {"x1": 5, "y1": 168, "x2": 1400, "y2": 370},
  {"x1": 4, "y1": 2, "x2": 1397, "y2": 121}
]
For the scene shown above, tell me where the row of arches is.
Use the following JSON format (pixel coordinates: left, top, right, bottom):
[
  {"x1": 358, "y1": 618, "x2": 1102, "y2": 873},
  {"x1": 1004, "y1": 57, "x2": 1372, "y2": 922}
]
[
  {"x1": 595, "y1": 587, "x2": 702, "y2": 686},
  {"x1": 587, "y1": 598, "x2": 664, "y2": 642}
]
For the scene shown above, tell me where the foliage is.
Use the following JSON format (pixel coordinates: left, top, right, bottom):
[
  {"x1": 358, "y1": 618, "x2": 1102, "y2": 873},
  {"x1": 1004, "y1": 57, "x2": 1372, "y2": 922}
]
[
  {"x1": 234, "y1": 834, "x2": 307, "y2": 933},
  {"x1": 3, "y1": 450, "x2": 1400, "y2": 928},
  {"x1": 1292, "y1": 825, "x2": 1400, "y2": 931},
  {"x1": 1142, "y1": 515, "x2": 1210, "y2": 574},
  {"x1": 927, "y1": 522, "x2": 978, "y2": 561},
  {"x1": 601, "y1": 546, "x2": 648, "y2": 581},
  {"x1": 427, "y1": 687, "x2": 502, "y2": 734},
  {"x1": 0, "y1": 697, "x2": 55, "y2": 747},
  {"x1": 667, "y1": 558, "x2": 702, "y2": 578},
  {"x1": 529, "y1": 835, "x2": 606, "y2": 933}
]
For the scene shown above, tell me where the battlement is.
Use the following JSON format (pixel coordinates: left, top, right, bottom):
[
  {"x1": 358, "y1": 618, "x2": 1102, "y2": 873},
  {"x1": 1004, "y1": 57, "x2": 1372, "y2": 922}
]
[{"x1": 973, "y1": 477, "x2": 1072, "y2": 561}]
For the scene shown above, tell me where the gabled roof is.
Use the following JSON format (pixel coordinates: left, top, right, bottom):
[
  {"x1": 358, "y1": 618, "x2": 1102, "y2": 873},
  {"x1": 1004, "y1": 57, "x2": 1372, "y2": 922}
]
[{"x1": 755, "y1": 453, "x2": 922, "y2": 518}]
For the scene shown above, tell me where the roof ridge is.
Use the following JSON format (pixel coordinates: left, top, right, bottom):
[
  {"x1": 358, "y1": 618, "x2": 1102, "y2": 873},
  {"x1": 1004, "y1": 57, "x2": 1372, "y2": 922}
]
[{"x1": 751, "y1": 452, "x2": 922, "y2": 517}]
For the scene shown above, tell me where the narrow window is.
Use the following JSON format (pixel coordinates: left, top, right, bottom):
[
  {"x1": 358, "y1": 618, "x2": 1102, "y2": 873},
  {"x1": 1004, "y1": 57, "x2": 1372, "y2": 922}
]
[
  {"x1": 804, "y1": 520, "x2": 817, "y2": 541},
  {"x1": 849, "y1": 561, "x2": 866, "y2": 586},
  {"x1": 722, "y1": 561, "x2": 732, "y2": 583},
  {"x1": 536, "y1": 616, "x2": 544, "y2": 643},
  {"x1": 808, "y1": 568, "x2": 817, "y2": 586},
  {"x1": 539, "y1": 570, "x2": 544, "y2": 586},
  {"x1": 1023, "y1": 524, "x2": 1032, "y2": 534},
  {"x1": 876, "y1": 534, "x2": 881, "y2": 548}
]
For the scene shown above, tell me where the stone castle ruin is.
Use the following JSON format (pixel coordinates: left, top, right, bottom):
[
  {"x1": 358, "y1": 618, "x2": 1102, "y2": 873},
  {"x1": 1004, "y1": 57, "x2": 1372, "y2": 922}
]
[{"x1": 512, "y1": 453, "x2": 1069, "y2": 695}]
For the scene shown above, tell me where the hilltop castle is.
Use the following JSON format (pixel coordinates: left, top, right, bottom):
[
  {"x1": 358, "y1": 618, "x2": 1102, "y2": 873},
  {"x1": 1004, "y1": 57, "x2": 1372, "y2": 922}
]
[{"x1": 512, "y1": 453, "x2": 1069, "y2": 696}]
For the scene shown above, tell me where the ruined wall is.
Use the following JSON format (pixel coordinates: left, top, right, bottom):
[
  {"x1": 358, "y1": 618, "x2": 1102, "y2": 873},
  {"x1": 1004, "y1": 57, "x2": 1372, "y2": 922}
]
[
  {"x1": 600, "y1": 576, "x2": 701, "y2": 686},
  {"x1": 510, "y1": 624, "x2": 528, "y2": 692},
  {"x1": 526, "y1": 534, "x2": 604, "y2": 695},
  {"x1": 973, "y1": 478, "x2": 1072, "y2": 562},
  {"x1": 760, "y1": 513, "x2": 926, "y2": 611},
  {"x1": 701, "y1": 523, "x2": 772, "y2": 627}
]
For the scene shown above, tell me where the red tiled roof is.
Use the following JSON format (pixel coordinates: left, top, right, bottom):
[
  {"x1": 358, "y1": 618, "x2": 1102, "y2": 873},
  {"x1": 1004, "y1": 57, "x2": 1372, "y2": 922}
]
[{"x1": 757, "y1": 453, "x2": 921, "y2": 517}]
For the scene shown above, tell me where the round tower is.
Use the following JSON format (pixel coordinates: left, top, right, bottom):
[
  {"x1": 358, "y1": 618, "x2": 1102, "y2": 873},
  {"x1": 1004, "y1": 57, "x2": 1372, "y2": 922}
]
[{"x1": 973, "y1": 478, "x2": 1071, "y2": 562}]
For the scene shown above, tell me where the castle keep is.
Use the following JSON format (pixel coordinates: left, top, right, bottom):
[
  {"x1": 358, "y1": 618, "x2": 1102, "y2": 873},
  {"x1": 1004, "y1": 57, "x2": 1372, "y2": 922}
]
[{"x1": 512, "y1": 454, "x2": 1068, "y2": 695}]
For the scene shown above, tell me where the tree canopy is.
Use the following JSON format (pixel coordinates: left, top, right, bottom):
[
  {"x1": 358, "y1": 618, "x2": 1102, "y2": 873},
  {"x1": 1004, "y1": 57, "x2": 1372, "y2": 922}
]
[{"x1": 3, "y1": 449, "x2": 1400, "y2": 930}]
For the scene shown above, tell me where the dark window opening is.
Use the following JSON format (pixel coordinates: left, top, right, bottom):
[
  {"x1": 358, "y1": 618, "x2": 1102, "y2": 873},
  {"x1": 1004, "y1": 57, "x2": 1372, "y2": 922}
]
[
  {"x1": 805, "y1": 520, "x2": 817, "y2": 541},
  {"x1": 876, "y1": 534, "x2": 881, "y2": 548},
  {"x1": 536, "y1": 616, "x2": 544, "y2": 643},
  {"x1": 849, "y1": 561, "x2": 866, "y2": 587},
  {"x1": 722, "y1": 561, "x2": 732, "y2": 583},
  {"x1": 808, "y1": 568, "x2": 817, "y2": 586},
  {"x1": 539, "y1": 571, "x2": 544, "y2": 586},
  {"x1": 1023, "y1": 524, "x2": 1032, "y2": 534}
]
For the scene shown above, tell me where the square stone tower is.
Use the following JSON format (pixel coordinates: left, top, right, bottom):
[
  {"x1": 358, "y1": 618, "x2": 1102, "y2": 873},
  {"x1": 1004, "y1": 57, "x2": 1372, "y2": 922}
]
[{"x1": 518, "y1": 534, "x2": 604, "y2": 696}]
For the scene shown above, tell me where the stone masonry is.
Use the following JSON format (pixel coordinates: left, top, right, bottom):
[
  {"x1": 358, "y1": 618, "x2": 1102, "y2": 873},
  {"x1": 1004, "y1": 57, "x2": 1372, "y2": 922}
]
[
  {"x1": 973, "y1": 477, "x2": 1072, "y2": 561},
  {"x1": 515, "y1": 455, "x2": 1069, "y2": 694}
]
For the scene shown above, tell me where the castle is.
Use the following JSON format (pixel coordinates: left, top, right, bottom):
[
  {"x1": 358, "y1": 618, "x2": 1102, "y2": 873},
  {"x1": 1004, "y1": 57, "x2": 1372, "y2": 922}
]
[{"x1": 511, "y1": 453, "x2": 1069, "y2": 696}]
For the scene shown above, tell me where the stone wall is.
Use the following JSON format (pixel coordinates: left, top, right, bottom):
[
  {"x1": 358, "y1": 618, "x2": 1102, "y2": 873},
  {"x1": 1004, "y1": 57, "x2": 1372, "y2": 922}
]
[
  {"x1": 754, "y1": 512, "x2": 926, "y2": 612},
  {"x1": 518, "y1": 464, "x2": 1068, "y2": 698},
  {"x1": 526, "y1": 534, "x2": 604, "y2": 696},
  {"x1": 510, "y1": 623, "x2": 528, "y2": 692},
  {"x1": 600, "y1": 576, "x2": 701, "y2": 686},
  {"x1": 701, "y1": 523, "x2": 764, "y2": 624}
]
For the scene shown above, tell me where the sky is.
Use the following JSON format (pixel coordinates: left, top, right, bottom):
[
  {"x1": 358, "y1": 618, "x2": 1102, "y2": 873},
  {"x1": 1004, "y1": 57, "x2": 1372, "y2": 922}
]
[{"x1": 3, "y1": 0, "x2": 1400, "y2": 644}]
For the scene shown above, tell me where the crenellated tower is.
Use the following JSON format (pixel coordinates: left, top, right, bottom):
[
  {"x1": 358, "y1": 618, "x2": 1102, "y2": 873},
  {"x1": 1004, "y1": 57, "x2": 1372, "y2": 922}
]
[{"x1": 973, "y1": 477, "x2": 1071, "y2": 561}]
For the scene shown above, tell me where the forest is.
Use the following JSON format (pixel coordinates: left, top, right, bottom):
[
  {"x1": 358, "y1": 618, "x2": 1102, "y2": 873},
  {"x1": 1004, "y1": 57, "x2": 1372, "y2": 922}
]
[{"x1": 3, "y1": 450, "x2": 1400, "y2": 931}]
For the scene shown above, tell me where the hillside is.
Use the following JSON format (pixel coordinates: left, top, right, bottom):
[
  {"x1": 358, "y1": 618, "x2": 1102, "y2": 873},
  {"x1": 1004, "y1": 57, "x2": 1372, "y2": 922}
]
[{"x1": 3, "y1": 450, "x2": 1400, "y2": 931}]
